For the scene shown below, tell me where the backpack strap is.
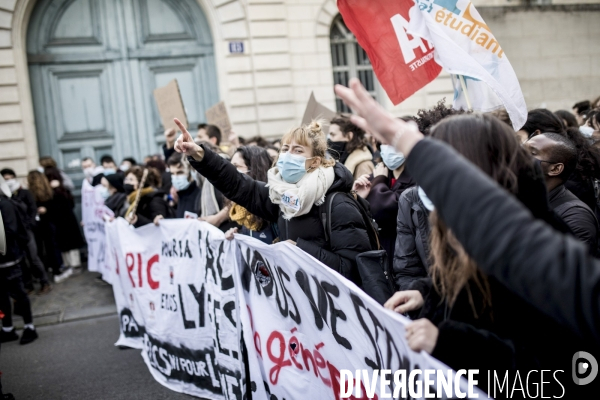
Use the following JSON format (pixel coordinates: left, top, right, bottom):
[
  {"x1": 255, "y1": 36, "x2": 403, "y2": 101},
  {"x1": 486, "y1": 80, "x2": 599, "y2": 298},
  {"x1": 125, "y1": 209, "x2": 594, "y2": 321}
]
[{"x1": 320, "y1": 191, "x2": 380, "y2": 251}]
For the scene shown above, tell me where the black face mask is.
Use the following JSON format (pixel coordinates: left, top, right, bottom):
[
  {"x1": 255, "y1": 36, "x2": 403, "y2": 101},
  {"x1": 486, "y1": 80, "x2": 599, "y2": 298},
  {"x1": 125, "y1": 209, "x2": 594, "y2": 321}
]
[
  {"x1": 124, "y1": 184, "x2": 136, "y2": 195},
  {"x1": 327, "y1": 140, "x2": 347, "y2": 161}
]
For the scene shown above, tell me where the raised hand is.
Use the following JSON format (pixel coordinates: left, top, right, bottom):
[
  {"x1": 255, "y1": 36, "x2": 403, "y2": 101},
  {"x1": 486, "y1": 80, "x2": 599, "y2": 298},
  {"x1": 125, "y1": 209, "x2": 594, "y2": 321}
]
[
  {"x1": 352, "y1": 174, "x2": 371, "y2": 198},
  {"x1": 334, "y1": 78, "x2": 423, "y2": 156},
  {"x1": 164, "y1": 128, "x2": 177, "y2": 149},
  {"x1": 173, "y1": 118, "x2": 203, "y2": 160}
]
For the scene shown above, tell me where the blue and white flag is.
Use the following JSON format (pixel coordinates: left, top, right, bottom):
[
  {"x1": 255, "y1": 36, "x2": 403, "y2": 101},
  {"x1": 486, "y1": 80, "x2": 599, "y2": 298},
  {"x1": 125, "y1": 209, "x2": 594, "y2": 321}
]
[{"x1": 408, "y1": 0, "x2": 527, "y2": 130}]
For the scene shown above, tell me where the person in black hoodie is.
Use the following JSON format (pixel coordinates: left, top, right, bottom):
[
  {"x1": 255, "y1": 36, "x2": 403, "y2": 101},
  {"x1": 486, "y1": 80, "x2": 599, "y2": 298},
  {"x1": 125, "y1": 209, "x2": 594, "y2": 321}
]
[
  {"x1": 336, "y1": 78, "x2": 600, "y2": 397},
  {"x1": 101, "y1": 174, "x2": 127, "y2": 217},
  {"x1": 167, "y1": 152, "x2": 202, "y2": 218},
  {"x1": 174, "y1": 118, "x2": 371, "y2": 284},
  {"x1": 123, "y1": 166, "x2": 170, "y2": 227}
]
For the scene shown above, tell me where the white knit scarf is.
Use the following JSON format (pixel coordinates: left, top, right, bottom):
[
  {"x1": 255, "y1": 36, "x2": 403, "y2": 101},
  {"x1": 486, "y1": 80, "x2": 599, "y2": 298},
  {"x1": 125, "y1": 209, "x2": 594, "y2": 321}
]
[{"x1": 267, "y1": 166, "x2": 335, "y2": 220}]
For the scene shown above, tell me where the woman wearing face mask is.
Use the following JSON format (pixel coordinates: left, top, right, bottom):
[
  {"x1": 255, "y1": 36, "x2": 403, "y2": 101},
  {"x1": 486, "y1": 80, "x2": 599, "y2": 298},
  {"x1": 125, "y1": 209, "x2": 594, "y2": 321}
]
[
  {"x1": 101, "y1": 174, "x2": 127, "y2": 216},
  {"x1": 175, "y1": 119, "x2": 371, "y2": 283},
  {"x1": 122, "y1": 166, "x2": 171, "y2": 227},
  {"x1": 328, "y1": 117, "x2": 374, "y2": 179},
  {"x1": 225, "y1": 146, "x2": 278, "y2": 244},
  {"x1": 353, "y1": 143, "x2": 416, "y2": 263}
]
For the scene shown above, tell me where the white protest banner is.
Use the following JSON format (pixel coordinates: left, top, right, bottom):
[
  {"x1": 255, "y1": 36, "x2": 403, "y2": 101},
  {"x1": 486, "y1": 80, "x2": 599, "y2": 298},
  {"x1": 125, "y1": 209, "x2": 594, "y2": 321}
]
[
  {"x1": 407, "y1": 0, "x2": 527, "y2": 130},
  {"x1": 81, "y1": 179, "x2": 113, "y2": 276},
  {"x1": 105, "y1": 218, "x2": 244, "y2": 399},
  {"x1": 233, "y1": 235, "x2": 486, "y2": 399}
]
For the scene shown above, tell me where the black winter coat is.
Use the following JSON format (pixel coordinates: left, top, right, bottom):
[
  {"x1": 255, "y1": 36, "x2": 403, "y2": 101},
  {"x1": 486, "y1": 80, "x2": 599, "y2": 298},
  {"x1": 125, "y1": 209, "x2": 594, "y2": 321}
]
[
  {"x1": 175, "y1": 181, "x2": 202, "y2": 219},
  {"x1": 188, "y1": 145, "x2": 371, "y2": 283},
  {"x1": 0, "y1": 197, "x2": 24, "y2": 264},
  {"x1": 406, "y1": 138, "x2": 600, "y2": 397},
  {"x1": 133, "y1": 190, "x2": 171, "y2": 228},
  {"x1": 51, "y1": 189, "x2": 85, "y2": 251},
  {"x1": 105, "y1": 192, "x2": 127, "y2": 217},
  {"x1": 549, "y1": 184, "x2": 598, "y2": 252},
  {"x1": 365, "y1": 169, "x2": 415, "y2": 263},
  {"x1": 13, "y1": 188, "x2": 37, "y2": 229},
  {"x1": 393, "y1": 186, "x2": 430, "y2": 290}
]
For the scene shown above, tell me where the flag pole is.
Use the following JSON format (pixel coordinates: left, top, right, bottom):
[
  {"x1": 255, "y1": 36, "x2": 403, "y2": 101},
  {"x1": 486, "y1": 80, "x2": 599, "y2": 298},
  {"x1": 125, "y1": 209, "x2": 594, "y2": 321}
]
[{"x1": 458, "y1": 75, "x2": 472, "y2": 111}]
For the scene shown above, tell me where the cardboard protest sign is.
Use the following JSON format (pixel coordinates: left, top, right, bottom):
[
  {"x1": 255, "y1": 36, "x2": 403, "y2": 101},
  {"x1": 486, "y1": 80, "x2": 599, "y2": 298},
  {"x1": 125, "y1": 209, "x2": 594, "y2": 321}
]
[
  {"x1": 301, "y1": 92, "x2": 337, "y2": 133},
  {"x1": 205, "y1": 102, "x2": 232, "y2": 137},
  {"x1": 153, "y1": 79, "x2": 188, "y2": 131}
]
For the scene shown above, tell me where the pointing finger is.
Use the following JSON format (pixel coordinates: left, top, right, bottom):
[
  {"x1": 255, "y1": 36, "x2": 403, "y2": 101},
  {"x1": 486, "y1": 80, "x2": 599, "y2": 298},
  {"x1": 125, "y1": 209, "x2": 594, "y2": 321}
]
[{"x1": 174, "y1": 118, "x2": 193, "y2": 142}]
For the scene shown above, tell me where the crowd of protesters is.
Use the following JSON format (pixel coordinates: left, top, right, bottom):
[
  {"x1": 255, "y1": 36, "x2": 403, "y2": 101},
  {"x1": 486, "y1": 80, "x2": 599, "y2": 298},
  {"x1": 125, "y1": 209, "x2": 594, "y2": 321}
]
[{"x1": 2, "y1": 83, "x2": 600, "y2": 397}]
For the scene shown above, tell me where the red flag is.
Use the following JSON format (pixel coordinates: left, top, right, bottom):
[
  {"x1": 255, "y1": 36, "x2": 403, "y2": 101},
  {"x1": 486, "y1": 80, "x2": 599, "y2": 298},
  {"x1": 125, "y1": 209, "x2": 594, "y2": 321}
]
[{"x1": 337, "y1": 0, "x2": 442, "y2": 104}]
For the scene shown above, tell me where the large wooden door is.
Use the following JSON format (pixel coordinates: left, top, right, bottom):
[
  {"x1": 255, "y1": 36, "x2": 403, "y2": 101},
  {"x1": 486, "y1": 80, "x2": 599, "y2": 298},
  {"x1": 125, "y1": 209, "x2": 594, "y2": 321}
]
[{"x1": 27, "y1": 0, "x2": 218, "y2": 195}]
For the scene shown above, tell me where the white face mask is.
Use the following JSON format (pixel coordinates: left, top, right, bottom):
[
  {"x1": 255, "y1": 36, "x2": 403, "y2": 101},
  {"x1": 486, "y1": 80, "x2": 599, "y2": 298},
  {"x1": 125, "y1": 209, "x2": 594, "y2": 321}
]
[
  {"x1": 580, "y1": 125, "x2": 594, "y2": 138},
  {"x1": 5, "y1": 179, "x2": 20, "y2": 193}
]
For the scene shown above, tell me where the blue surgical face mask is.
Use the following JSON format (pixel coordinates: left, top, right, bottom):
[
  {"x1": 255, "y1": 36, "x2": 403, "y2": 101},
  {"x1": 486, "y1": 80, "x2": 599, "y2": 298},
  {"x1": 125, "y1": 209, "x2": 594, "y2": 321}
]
[
  {"x1": 417, "y1": 186, "x2": 434, "y2": 211},
  {"x1": 172, "y1": 175, "x2": 191, "y2": 191},
  {"x1": 276, "y1": 152, "x2": 311, "y2": 184},
  {"x1": 99, "y1": 186, "x2": 110, "y2": 200},
  {"x1": 380, "y1": 145, "x2": 405, "y2": 170},
  {"x1": 580, "y1": 125, "x2": 594, "y2": 138},
  {"x1": 103, "y1": 168, "x2": 116, "y2": 176}
]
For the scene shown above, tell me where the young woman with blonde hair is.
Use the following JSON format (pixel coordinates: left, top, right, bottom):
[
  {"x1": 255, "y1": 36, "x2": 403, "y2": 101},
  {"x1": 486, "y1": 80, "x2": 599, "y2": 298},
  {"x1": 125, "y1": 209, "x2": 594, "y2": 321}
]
[{"x1": 174, "y1": 118, "x2": 371, "y2": 283}]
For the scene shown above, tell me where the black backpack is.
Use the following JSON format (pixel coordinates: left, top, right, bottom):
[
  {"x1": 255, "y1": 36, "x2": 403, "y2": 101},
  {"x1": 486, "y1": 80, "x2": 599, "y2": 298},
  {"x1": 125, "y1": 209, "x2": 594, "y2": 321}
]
[{"x1": 319, "y1": 192, "x2": 396, "y2": 305}]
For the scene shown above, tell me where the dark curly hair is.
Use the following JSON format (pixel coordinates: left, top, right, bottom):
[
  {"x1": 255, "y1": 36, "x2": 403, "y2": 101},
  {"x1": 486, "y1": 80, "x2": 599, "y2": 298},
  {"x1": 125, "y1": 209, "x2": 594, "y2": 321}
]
[
  {"x1": 414, "y1": 99, "x2": 469, "y2": 136},
  {"x1": 560, "y1": 127, "x2": 600, "y2": 181}
]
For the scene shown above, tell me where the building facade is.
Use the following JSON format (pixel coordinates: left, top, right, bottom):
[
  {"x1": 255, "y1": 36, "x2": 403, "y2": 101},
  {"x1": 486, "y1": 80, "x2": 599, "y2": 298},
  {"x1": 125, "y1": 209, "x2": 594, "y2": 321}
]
[{"x1": 0, "y1": 0, "x2": 599, "y2": 188}]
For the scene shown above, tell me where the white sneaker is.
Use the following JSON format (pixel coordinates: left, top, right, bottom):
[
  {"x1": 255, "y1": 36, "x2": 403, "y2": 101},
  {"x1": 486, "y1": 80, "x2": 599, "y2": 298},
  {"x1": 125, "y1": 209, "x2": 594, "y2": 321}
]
[{"x1": 54, "y1": 267, "x2": 73, "y2": 283}]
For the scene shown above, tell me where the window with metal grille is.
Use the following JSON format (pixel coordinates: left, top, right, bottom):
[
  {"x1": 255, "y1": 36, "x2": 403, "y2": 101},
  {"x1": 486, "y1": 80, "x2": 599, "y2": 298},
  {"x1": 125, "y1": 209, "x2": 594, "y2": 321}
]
[{"x1": 330, "y1": 14, "x2": 378, "y2": 113}]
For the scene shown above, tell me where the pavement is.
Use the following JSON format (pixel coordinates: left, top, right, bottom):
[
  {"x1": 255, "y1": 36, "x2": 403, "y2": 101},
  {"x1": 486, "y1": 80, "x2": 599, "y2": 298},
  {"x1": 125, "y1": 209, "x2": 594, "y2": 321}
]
[
  {"x1": 1, "y1": 315, "x2": 194, "y2": 399},
  {"x1": 3, "y1": 267, "x2": 199, "y2": 399},
  {"x1": 14, "y1": 268, "x2": 116, "y2": 329}
]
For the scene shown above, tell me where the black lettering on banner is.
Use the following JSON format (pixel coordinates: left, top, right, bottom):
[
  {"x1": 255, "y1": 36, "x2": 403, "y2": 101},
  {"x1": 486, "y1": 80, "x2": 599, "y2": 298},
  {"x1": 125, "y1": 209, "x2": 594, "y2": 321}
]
[
  {"x1": 178, "y1": 284, "x2": 196, "y2": 329},
  {"x1": 278, "y1": 266, "x2": 301, "y2": 324},
  {"x1": 295, "y1": 269, "x2": 351, "y2": 349},
  {"x1": 296, "y1": 269, "x2": 325, "y2": 330},
  {"x1": 189, "y1": 284, "x2": 205, "y2": 327},
  {"x1": 205, "y1": 234, "x2": 218, "y2": 285},
  {"x1": 162, "y1": 239, "x2": 193, "y2": 258},
  {"x1": 120, "y1": 308, "x2": 143, "y2": 338},
  {"x1": 216, "y1": 242, "x2": 235, "y2": 291},
  {"x1": 161, "y1": 293, "x2": 178, "y2": 312},
  {"x1": 142, "y1": 332, "x2": 242, "y2": 397}
]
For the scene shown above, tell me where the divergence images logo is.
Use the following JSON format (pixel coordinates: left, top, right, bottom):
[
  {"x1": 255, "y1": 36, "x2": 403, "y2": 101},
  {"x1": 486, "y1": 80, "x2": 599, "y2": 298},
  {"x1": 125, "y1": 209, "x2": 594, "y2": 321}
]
[{"x1": 572, "y1": 351, "x2": 598, "y2": 385}]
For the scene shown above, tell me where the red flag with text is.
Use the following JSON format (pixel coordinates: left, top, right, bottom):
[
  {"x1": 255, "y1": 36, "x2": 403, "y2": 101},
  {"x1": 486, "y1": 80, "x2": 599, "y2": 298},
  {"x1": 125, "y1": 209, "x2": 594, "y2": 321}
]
[{"x1": 337, "y1": 0, "x2": 442, "y2": 104}]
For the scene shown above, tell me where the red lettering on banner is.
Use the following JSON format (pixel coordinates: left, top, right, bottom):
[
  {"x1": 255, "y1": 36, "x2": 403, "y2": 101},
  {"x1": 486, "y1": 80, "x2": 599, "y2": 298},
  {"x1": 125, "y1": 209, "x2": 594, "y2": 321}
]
[
  {"x1": 124, "y1": 252, "x2": 161, "y2": 290},
  {"x1": 126, "y1": 253, "x2": 136, "y2": 286},
  {"x1": 261, "y1": 327, "x2": 374, "y2": 399},
  {"x1": 147, "y1": 254, "x2": 160, "y2": 289}
]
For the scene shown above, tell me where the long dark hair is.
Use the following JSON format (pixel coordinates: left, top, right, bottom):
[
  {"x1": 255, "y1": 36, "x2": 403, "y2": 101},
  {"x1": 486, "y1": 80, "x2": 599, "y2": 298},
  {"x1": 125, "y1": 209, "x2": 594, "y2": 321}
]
[
  {"x1": 429, "y1": 114, "x2": 535, "y2": 316},
  {"x1": 554, "y1": 110, "x2": 579, "y2": 129},
  {"x1": 521, "y1": 109, "x2": 565, "y2": 138},
  {"x1": 44, "y1": 167, "x2": 73, "y2": 201},
  {"x1": 235, "y1": 146, "x2": 272, "y2": 182},
  {"x1": 232, "y1": 146, "x2": 273, "y2": 231},
  {"x1": 562, "y1": 127, "x2": 600, "y2": 181}
]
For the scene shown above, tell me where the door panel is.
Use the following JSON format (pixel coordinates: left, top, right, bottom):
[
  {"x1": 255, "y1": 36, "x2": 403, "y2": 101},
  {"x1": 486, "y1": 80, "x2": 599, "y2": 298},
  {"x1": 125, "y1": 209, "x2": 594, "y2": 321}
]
[{"x1": 27, "y1": 0, "x2": 218, "y2": 202}]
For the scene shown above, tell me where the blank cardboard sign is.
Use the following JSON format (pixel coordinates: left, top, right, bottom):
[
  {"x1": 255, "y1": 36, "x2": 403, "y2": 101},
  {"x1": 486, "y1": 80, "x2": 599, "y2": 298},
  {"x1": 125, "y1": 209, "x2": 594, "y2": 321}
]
[
  {"x1": 153, "y1": 79, "x2": 188, "y2": 131},
  {"x1": 205, "y1": 101, "x2": 232, "y2": 137},
  {"x1": 301, "y1": 92, "x2": 337, "y2": 134}
]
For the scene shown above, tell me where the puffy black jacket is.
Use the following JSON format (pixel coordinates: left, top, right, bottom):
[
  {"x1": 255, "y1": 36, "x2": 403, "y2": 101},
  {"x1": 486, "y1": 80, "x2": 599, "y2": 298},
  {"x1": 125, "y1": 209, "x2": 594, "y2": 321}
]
[
  {"x1": 366, "y1": 169, "x2": 415, "y2": 262},
  {"x1": 13, "y1": 188, "x2": 37, "y2": 229},
  {"x1": 134, "y1": 190, "x2": 171, "y2": 228},
  {"x1": 393, "y1": 186, "x2": 430, "y2": 290},
  {"x1": 188, "y1": 145, "x2": 371, "y2": 282},
  {"x1": 0, "y1": 196, "x2": 24, "y2": 265},
  {"x1": 406, "y1": 139, "x2": 600, "y2": 397},
  {"x1": 549, "y1": 184, "x2": 598, "y2": 252}
]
